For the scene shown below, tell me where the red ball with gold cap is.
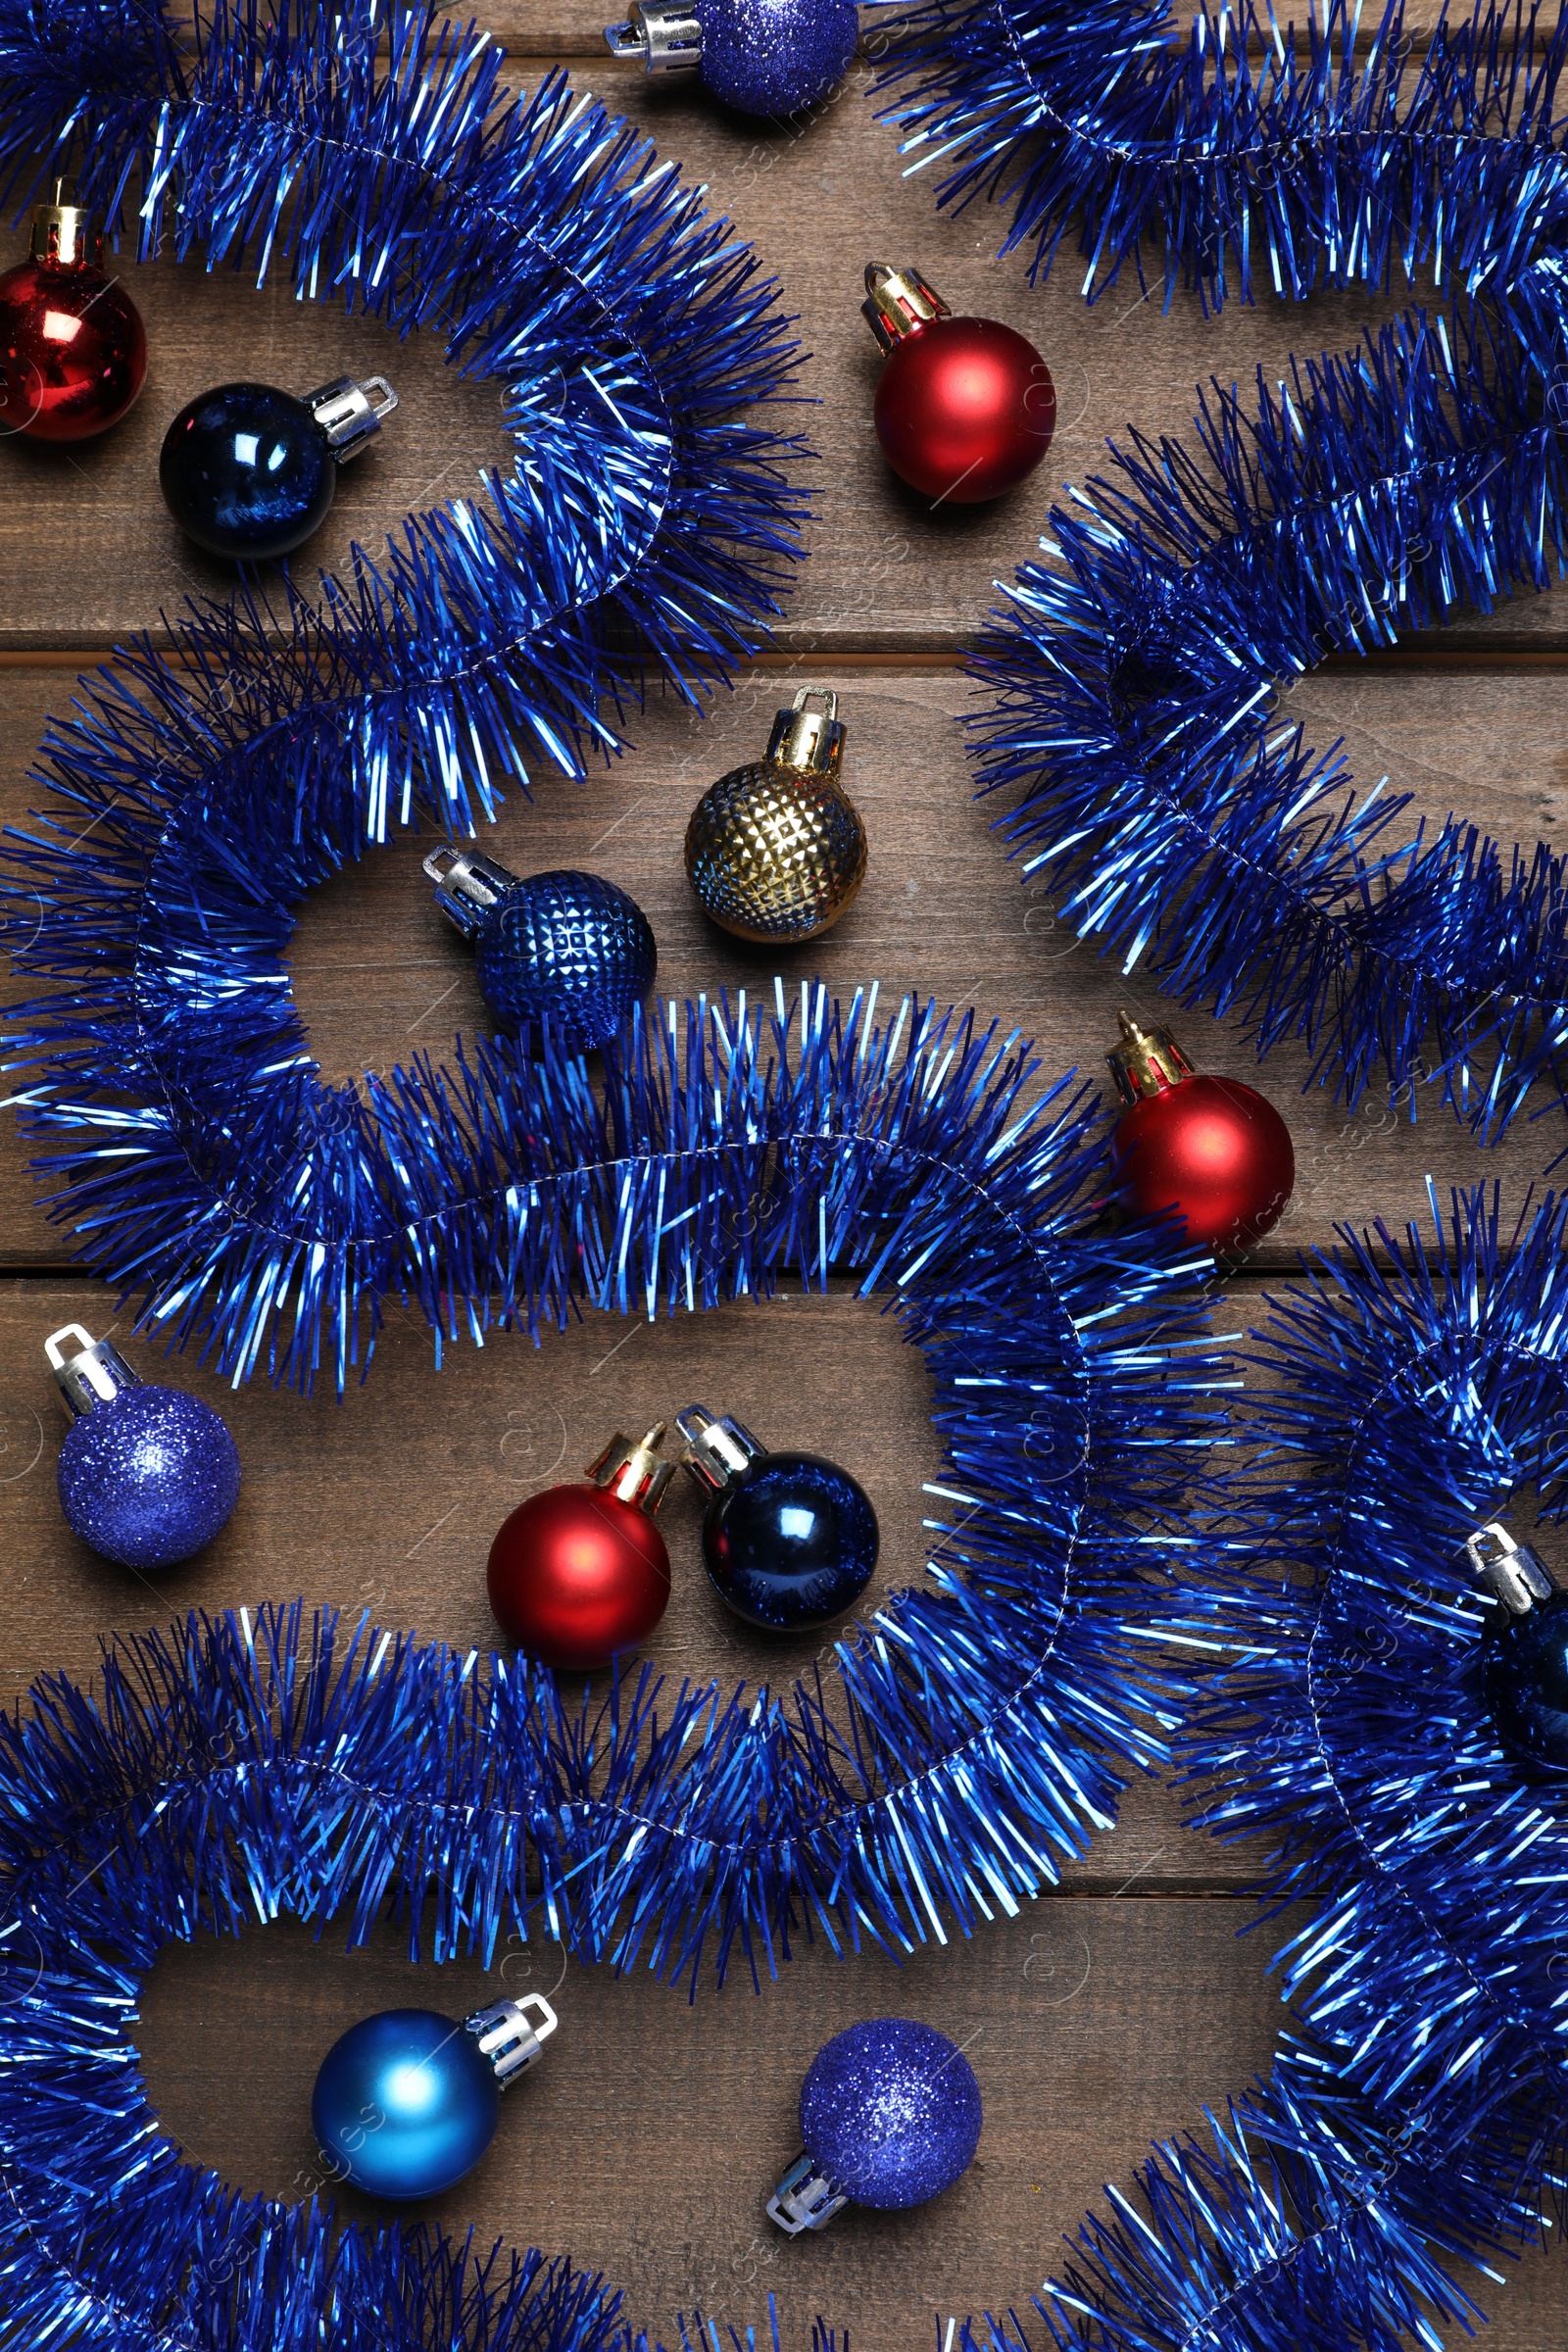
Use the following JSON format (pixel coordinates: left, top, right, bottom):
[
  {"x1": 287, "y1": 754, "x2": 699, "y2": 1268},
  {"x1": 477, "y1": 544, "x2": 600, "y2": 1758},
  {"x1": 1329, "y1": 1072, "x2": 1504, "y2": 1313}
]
[
  {"x1": 862, "y1": 264, "x2": 1054, "y2": 506},
  {"x1": 1106, "y1": 1012, "x2": 1295, "y2": 1254},
  {"x1": 487, "y1": 1424, "x2": 674, "y2": 1670},
  {"x1": 0, "y1": 181, "x2": 146, "y2": 443}
]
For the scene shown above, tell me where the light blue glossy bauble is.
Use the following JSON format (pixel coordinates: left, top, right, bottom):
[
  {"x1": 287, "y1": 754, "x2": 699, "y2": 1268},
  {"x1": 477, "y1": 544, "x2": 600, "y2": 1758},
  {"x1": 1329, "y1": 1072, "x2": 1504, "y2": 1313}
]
[
  {"x1": 312, "y1": 2008, "x2": 500, "y2": 2199},
  {"x1": 800, "y1": 2017, "x2": 982, "y2": 2210},
  {"x1": 701, "y1": 0, "x2": 858, "y2": 117}
]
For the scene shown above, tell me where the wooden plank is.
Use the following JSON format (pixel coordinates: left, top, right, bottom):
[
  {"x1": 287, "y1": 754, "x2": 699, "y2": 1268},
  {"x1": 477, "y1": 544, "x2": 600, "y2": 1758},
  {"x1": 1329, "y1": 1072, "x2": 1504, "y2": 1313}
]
[
  {"x1": 0, "y1": 58, "x2": 1560, "y2": 657},
  {"x1": 2, "y1": 663, "x2": 1565, "y2": 1276},
  {"x1": 0, "y1": 1264, "x2": 1264, "y2": 1890},
  {"x1": 135, "y1": 1895, "x2": 1302, "y2": 2345},
  {"x1": 133, "y1": 1890, "x2": 1566, "y2": 2350}
]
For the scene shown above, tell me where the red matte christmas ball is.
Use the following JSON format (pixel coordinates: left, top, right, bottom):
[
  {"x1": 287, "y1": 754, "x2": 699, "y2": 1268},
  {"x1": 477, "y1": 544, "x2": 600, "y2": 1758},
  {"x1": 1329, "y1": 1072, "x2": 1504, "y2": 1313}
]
[
  {"x1": 1106, "y1": 1012, "x2": 1294, "y2": 1253},
  {"x1": 0, "y1": 183, "x2": 145, "y2": 445},
  {"x1": 486, "y1": 1426, "x2": 673, "y2": 1670},
  {"x1": 863, "y1": 264, "x2": 1053, "y2": 506}
]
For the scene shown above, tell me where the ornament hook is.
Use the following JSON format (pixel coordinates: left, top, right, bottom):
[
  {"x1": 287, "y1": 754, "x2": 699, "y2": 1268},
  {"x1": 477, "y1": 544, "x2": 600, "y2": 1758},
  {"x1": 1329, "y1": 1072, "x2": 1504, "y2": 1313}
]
[
  {"x1": 1466, "y1": 1520, "x2": 1557, "y2": 1615},
  {"x1": 605, "y1": 2, "x2": 703, "y2": 71},
  {"x1": 466, "y1": 1992, "x2": 559, "y2": 2087},
  {"x1": 44, "y1": 1324, "x2": 137, "y2": 1417}
]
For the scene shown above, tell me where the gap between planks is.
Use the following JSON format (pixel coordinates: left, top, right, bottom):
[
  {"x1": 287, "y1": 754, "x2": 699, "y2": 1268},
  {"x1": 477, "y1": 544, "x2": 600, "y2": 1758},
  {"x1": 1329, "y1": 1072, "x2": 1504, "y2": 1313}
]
[{"x1": 6, "y1": 645, "x2": 1568, "y2": 670}]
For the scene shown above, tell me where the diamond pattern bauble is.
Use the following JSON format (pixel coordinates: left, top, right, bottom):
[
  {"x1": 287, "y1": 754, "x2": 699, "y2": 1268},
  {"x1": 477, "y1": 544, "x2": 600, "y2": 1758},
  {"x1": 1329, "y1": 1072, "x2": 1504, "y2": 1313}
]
[
  {"x1": 684, "y1": 686, "x2": 866, "y2": 944},
  {"x1": 426, "y1": 852, "x2": 657, "y2": 1054}
]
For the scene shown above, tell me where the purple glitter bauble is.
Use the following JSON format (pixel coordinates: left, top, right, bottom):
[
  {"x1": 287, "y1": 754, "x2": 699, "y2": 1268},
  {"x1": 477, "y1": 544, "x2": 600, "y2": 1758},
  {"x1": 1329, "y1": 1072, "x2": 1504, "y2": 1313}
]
[
  {"x1": 475, "y1": 869, "x2": 657, "y2": 1054},
  {"x1": 58, "y1": 1387, "x2": 241, "y2": 1570},
  {"x1": 800, "y1": 2017, "x2": 982, "y2": 2211},
  {"x1": 700, "y1": 0, "x2": 858, "y2": 117}
]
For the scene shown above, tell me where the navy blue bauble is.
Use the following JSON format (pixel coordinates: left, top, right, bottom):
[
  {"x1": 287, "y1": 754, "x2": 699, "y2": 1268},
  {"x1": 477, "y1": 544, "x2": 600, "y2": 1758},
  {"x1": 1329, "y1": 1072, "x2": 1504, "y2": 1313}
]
[
  {"x1": 160, "y1": 373, "x2": 395, "y2": 562},
  {"x1": 161, "y1": 383, "x2": 335, "y2": 560},
  {"x1": 427, "y1": 850, "x2": 657, "y2": 1054},
  {"x1": 312, "y1": 2009, "x2": 501, "y2": 2199},
  {"x1": 48, "y1": 1325, "x2": 240, "y2": 1571},
  {"x1": 1483, "y1": 1595, "x2": 1568, "y2": 1775},
  {"x1": 700, "y1": 0, "x2": 858, "y2": 116},
  {"x1": 801, "y1": 2018, "x2": 982, "y2": 2211},
  {"x1": 677, "y1": 1404, "x2": 878, "y2": 1632}
]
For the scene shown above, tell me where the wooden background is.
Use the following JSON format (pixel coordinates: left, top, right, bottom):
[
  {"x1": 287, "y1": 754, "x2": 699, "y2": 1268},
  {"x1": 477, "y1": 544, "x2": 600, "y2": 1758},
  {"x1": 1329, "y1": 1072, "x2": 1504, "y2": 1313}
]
[{"x1": 2, "y1": 7, "x2": 1565, "y2": 2347}]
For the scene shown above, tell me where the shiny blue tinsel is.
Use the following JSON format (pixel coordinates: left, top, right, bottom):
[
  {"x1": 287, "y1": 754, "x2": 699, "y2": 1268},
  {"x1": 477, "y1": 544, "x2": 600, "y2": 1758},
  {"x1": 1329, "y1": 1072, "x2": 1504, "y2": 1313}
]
[
  {"x1": 867, "y1": 0, "x2": 1568, "y2": 1140},
  {"x1": 0, "y1": 1019, "x2": 1223, "y2": 2332},
  {"x1": 0, "y1": 0, "x2": 812, "y2": 1369},
  {"x1": 1003, "y1": 1189, "x2": 1568, "y2": 2350}
]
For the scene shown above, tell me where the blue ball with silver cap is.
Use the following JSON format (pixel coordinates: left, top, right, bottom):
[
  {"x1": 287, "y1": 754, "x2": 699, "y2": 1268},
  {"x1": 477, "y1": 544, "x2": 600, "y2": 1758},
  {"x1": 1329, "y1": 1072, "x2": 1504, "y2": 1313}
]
[
  {"x1": 159, "y1": 372, "x2": 398, "y2": 562},
  {"x1": 677, "y1": 1401, "x2": 878, "y2": 1633},
  {"x1": 312, "y1": 1993, "x2": 558, "y2": 2201},
  {"x1": 426, "y1": 846, "x2": 657, "y2": 1054},
  {"x1": 604, "y1": 0, "x2": 858, "y2": 119},
  {"x1": 1471, "y1": 1521, "x2": 1568, "y2": 1776},
  {"x1": 48, "y1": 1323, "x2": 241, "y2": 1571},
  {"x1": 767, "y1": 2017, "x2": 983, "y2": 2235}
]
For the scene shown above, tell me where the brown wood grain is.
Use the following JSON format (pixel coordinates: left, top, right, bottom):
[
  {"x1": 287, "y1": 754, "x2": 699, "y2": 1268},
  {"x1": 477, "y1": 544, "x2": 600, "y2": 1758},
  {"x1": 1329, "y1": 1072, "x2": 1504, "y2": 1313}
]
[
  {"x1": 1, "y1": 48, "x2": 1561, "y2": 656},
  {"x1": 3, "y1": 18, "x2": 1567, "y2": 2347},
  {"x1": 134, "y1": 1895, "x2": 1311, "y2": 2351},
  {"x1": 2, "y1": 662, "x2": 1566, "y2": 1275}
]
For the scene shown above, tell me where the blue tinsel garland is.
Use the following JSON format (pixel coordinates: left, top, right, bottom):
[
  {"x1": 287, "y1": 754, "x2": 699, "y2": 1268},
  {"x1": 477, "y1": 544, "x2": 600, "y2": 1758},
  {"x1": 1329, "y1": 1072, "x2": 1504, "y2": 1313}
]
[
  {"x1": 869, "y1": 0, "x2": 1568, "y2": 1141},
  {"x1": 0, "y1": 999, "x2": 1224, "y2": 2338},
  {"x1": 0, "y1": 0, "x2": 812, "y2": 1377},
  {"x1": 1017, "y1": 1189, "x2": 1568, "y2": 2349}
]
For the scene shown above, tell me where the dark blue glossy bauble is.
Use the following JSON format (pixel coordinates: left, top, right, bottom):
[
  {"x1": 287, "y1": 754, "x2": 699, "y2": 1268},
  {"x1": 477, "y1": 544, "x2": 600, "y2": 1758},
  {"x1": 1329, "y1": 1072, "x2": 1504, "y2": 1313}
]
[
  {"x1": 801, "y1": 2018, "x2": 982, "y2": 2211},
  {"x1": 476, "y1": 869, "x2": 657, "y2": 1054},
  {"x1": 312, "y1": 2008, "x2": 500, "y2": 2199},
  {"x1": 1482, "y1": 1595, "x2": 1568, "y2": 1775},
  {"x1": 57, "y1": 1387, "x2": 240, "y2": 1570},
  {"x1": 160, "y1": 381, "x2": 335, "y2": 561},
  {"x1": 702, "y1": 1451, "x2": 877, "y2": 1631},
  {"x1": 701, "y1": 0, "x2": 858, "y2": 115}
]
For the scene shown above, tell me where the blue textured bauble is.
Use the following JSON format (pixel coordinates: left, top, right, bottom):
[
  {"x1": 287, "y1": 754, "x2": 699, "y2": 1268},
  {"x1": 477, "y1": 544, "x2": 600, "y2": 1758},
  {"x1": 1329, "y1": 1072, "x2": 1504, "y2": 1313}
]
[
  {"x1": 475, "y1": 869, "x2": 657, "y2": 1053},
  {"x1": 1482, "y1": 1598, "x2": 1568, "y2": 1776},
  {"x1": 700, "y1": 0, "x2": 858, "y2": 117},
  {"x1": 312, "y1": 2008, "x2": 501, "y2": 2199},
  {"x1": 160, "y1": 382, "x2": 335, "y2": 561},
  {"x1": 702, "y1": 1452, "x2": 878, "y2": 1631},
  {"x1": 57, "y1": 1387, "x2": 241, "y2": 1571},
  {"x1": 801, "y1": 2018, "x2": 982, "y2": 2211}
]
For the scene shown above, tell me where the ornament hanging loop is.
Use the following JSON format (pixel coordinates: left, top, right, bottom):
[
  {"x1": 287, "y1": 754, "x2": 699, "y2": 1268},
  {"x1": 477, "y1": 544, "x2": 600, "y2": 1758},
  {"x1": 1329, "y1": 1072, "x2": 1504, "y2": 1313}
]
[
  {"x1": 861, "y1": 264, "x2": 949, "y2": 355},
  {"x1": 29, "y1": 179, "x2": 101, "y2": 269},
  {"x1": 424, "y1": 845, "x2": 519, "y2": 939},
  {"x1": 1467, "y1": 1521, "x2": 1558, "y2": 1615},
  {"x1": 765, "y1": 686, "x2": 845, "y2": 778},
  {"x1": 766, "y1": 2149, "x2": 848, "y2": 2234},
  {"x1": 44, "y1": 1323, "x2": 137, "y2": 1417},
  {"x1": 306, "y1": 372, "x2": 398, "y2": 463},
  {"x1": 605, "y1": 2, "x2": 702, "y2": 72},
  {"x1": 466, "y1": 1992, "x2": 559, "y2": 2087}
]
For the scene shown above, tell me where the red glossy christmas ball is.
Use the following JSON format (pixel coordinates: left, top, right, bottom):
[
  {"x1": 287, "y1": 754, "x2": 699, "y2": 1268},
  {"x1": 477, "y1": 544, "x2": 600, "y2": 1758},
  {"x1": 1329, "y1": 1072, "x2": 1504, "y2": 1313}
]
[
  {"x1": 863, "y1": 264, "x2": 1053, "y2": 506},
  {"x1": 1107, "y1": 1014, "x2": 1294, "y2": 1253},
  {"x1": 0, "y1": 188, "x2": 145, "y2": 445},
  {"x1": 487, "y1": 1428, "x2": 673, "y2": 1670}
]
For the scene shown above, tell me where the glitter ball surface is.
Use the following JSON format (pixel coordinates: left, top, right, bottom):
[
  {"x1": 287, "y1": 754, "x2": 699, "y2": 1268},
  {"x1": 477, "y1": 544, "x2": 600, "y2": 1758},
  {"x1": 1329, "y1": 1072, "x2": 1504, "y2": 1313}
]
[
  {"x1": 700, "y1": 0, "x2": 858, "y2": 116},
  {"x1": 684, "y1": 760, "x2": 867, "y2": 944},
  {"x1": 800, "y1": 2017, "x2": 983, "y2": 2211},
  {"x1": 476, "y1": 869, "x2": 657, "y2": 1053},
  {"x1": 57, "y1": 1388, "x2": 241, "y2": 1570}
]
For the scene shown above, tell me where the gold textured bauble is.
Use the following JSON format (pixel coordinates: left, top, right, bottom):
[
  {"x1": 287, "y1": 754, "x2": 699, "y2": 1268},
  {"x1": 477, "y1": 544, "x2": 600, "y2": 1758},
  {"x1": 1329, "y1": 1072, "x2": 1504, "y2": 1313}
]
[{"x1": 684, "y1": 687, "x2": 867, "y2": 945}]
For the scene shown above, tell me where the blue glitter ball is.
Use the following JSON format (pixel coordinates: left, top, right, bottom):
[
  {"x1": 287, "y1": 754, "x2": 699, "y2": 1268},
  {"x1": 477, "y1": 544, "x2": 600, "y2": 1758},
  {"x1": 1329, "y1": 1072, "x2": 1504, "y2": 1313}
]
[
  {"x1": 703, "y1": 1451, "x2": 878, "y2": 1631},
  {"x1": 312, "y1": 2008, "x2": 501, "y2": 2200},
  {"x1": 160, "y1": 382, "x2": 337, "y2": 561},
  {"x1": 475, "y1": 869, "x2": 658, "y2": 1053},
  {"x1": 58, "y1": 1386, "x2": 241, "y2": 1571},
  {"x1": 1483, "y1": 1595, "x2": 1568, "y2": 1775},
  {"x1": 800, "y1": 2018, "x2": 982, "y2": 2211},
  {"x1": 700, "y1": 0, "x2": 858, "y2": 117}
]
